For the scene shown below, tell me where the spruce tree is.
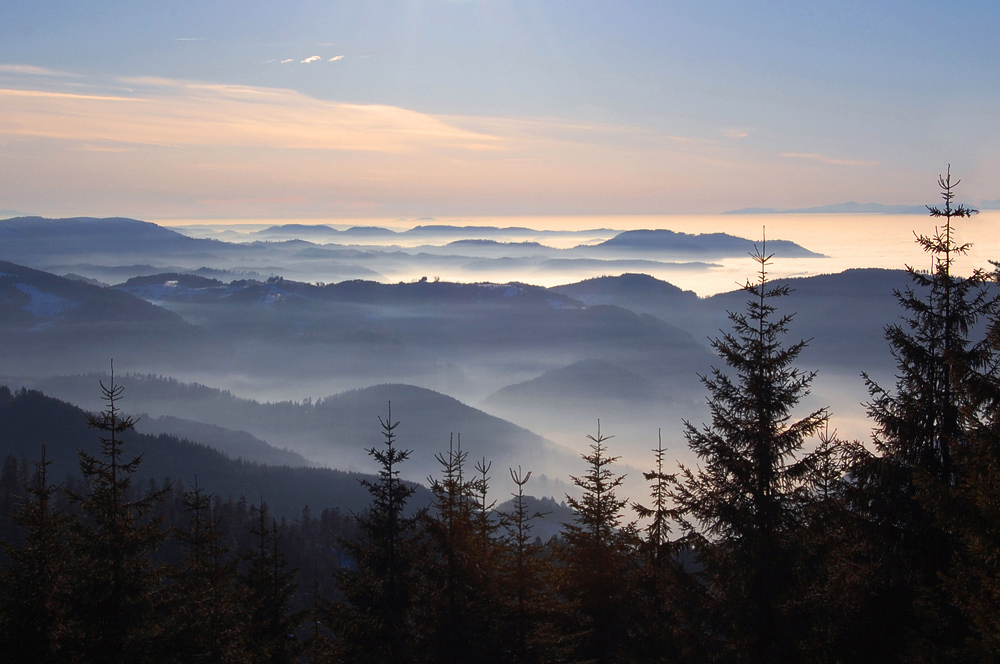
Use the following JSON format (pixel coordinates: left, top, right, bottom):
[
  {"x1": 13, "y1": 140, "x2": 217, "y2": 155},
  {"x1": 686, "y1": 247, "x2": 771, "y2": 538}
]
[
  {"x1": 558, "y1": 423, "x2": 638, "y2": 664},
  {"x1": 787, "y1": 428, "x2": 867, "y2": 663},
  {"x1": 240, "y1": 499, "x2": 300, "y2": 664},
  {"x1": 865, "y1": 166, "x2": 993, "y2": 484},
  {"x1": 418, "y1": 436, "x2": 502, "y2": 664},
  {"x1": 859, "y1": 168, "x2": 997, "y2": 659},
  {"x1": 0, "y1": 447, "x2": 72, "y2": 663},
  {"x1": 500, "y1": 466, "x2": 557, "y2": 664},
  {"x1": 668, "y1": 240, "x2": 828, "y2": 663},
  {"x1": 331, "y1": 404, "x2": 421, "y2": 664},
  {"x1": 631, "y1": 432, "x2": 689, "y2": 663},
  {"x1": 65, "y1": 369, "x2": 167, "y2": 663},
  {"x1": 162, "y1": 484, "x2": 247, "y2": 663}
]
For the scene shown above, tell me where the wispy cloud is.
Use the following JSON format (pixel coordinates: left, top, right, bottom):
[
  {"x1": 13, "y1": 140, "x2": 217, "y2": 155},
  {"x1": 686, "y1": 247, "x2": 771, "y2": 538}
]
[
  {"x1": 780, "y1": 152, "x2": 877, "y2": 167},
  {"x1": 0, "y1": 68, "x2": 892, "y2": 217},
  {"x1": 723, "y1": 128, "x2": 750, "y2": 139},
  {"x1": 301, "y1": 56, "x2": 322, "y2": 64},
  {"x1": 0, "y1": 88, "x2": 140, "y2": 102},
  {"x1": 0, "y1": 64, "x2": 71, "y2": 77},
  {"x1": 329, "y1": 55, "x2": 345, "y2": 62},
  {"x1": 0, "y1": 75, "x2": 504, "y2": 154},
  {"x1": 280, "y1": 59, "x2": 294, "y2": 64},
  {"x1": 175, "y1": 38, "x2": 205, "y2": 42}
]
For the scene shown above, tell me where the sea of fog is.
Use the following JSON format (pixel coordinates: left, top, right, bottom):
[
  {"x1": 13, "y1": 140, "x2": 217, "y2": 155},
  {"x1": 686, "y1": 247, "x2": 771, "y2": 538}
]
[
  {"x1": 144, "y1": 210, "x2": 1000, "y2": 482},
  {"x1": 162, "y1": 211, "x2": 1000, "y2": 297}
]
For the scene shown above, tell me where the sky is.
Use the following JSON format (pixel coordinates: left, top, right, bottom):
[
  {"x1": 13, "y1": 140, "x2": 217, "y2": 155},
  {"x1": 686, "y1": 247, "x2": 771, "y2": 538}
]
[{"x1": 1, "y1": 1, "x2": 999, "y2": 221}]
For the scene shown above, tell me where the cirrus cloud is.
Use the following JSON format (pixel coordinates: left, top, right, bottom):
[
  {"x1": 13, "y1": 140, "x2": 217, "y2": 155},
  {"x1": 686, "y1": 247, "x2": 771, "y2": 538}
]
[
  {"x1": 0, "y1": 75, "x2": 504, "y2": 154},
  {"x1": 301, "y1": 56, "x2": 322, "y2": 64},
  {"x1": 0, "y1": 69, "x2": 907, "y2": 218}
]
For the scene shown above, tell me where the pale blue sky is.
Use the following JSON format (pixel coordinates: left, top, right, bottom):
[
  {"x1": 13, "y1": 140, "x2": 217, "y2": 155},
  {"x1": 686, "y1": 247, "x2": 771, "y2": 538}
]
[{"x1": 1, "y1": 1, "x2": 998, "y2": 219}]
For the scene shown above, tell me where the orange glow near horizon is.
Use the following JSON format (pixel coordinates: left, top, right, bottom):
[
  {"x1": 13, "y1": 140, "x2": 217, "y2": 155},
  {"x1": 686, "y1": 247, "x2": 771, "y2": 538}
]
[
  {"x1": 156, "y1": 211, "x2": 1000, "y2": 297},
  {"x1": 0, "y1": 71, "x2": 920, "y2": 221}
]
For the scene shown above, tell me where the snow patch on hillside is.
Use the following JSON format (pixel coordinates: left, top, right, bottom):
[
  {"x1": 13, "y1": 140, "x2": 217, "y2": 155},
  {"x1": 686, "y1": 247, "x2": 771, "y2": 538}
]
[{"x1": 15, "y1": 283, "x2": 79, "y2": 318}]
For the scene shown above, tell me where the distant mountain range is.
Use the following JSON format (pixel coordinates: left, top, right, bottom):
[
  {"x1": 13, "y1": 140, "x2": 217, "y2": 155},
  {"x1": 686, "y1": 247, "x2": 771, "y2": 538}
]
[
  {"x1": 0, "y1": 217, "x2": 931, "y2": 493},
  {"x1": 0, "y1": 216, "x2": 828, "y2": 294},
  {"x1": 0, "y1": 214, "x2": 944, "y2": 516},
  {"x1": 19, "y1": 374, "x2": 580, "y2": 496},
  {"x1": 0, "y1": 216, "x2": 223, "y2": 256},
  {"x1": 588, "y1": 229, "x2": 823, "y2": 257}
]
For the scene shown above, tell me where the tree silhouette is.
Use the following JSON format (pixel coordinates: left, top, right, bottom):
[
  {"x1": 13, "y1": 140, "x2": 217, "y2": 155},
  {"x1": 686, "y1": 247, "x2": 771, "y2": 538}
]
[
  {"x1": 865, "y1": 166, "x2": 993, "y2": 484},
  {"x1": 558, "y1": 422, "x2": 638, "y2": 664},
  {"x1": 332, "y1": 403, "x2": 421, "y2": 664},
  {"x1": 418, "y1": 435, "x2": 502, "y2": 664},
  {"x1": 631, "y1": 431, "x2": 690, "y2": 663},
  {"x1": 861, "y1": 168, "x2": 999, "y2": 659},
  {"x1": 162, "y1": 483, "x2": 247, "y2": 663},
  {"x1": 240, "y1": 498, "x2": 300, "y2": 664},
  {"x1": 0, "y1": 447, "x2": 72, "y2": 663},
  {"x1": 64, "y1": 367, "x2": 167, "y2": 663},
  {"x1": 499, "y1": 466, "x2": 562, "y2": 664},
  {"x1": 669, "y1": 239, "x2": 828, "y2": 663}
]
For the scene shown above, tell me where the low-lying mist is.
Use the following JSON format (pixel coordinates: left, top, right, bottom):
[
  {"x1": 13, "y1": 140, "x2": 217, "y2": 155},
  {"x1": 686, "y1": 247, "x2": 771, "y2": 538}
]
[{"x1": 0, "y1": 213, "x2": 943, "y2": 507}]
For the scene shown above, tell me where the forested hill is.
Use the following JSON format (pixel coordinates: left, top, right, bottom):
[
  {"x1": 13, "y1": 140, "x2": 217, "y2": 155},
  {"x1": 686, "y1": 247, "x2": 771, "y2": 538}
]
[{"x1": 0, "y1": 385, "x2": 425, "y2": 517}]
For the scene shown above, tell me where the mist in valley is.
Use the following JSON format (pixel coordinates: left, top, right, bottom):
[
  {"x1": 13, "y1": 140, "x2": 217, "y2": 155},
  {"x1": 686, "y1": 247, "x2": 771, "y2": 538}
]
[{"x1": 0, "y1": 213, "x2": 927, "y2": 507}]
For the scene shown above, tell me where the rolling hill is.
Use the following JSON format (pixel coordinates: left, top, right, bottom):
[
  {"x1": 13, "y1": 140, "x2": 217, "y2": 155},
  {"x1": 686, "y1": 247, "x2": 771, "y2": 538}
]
[{"x1": 0, "y1": 386, "x2": 426, "y2": 517}]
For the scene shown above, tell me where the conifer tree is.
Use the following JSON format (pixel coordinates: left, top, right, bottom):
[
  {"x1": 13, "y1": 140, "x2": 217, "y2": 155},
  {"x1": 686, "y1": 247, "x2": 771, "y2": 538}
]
[
  {"x1": 418, "y1": 436, "x2": 502, "y2": 664},
  {"x1": 162, "y1": 484, "x2": 247, "y2": 663},
  {"x1": 865, "y1": 166, "x2": 993, "y2": 484},
  {"x1": 859, "y1": 168, "x2": 997, "y2": 659},
  {"x1": 500, "y1": 467, "x2": 559, "y2": 664},
  {"x1": 0, "y1": 447, "x2": 71, "y2": 663},
  {"x1": 558, "y1": 423, "x2": 638, "y2": 664},
  {"x1": 65, "y1": 368, "x2": 167, "y2": 663},
  {"x1": 788, "y1": 428, "x2": 867, "y2": 663},
  {"x1": 331, "y1": 404, "x2": 421, "y2": 664},
  {"x1": 940, "y1": 363, "x2": 1000, "y2": 660},
  {"x1": 935, "y1": 269, "x2": 1000, "y2": 658},
  {"x1": 474, "y1": 456, "x2": 500, "y2": 556},
  {"x1": 669, "y1": 240, "x2": 828, "y2": 663},
  {"x1": 631, "y1": 432, "x2": 689, "y2": 663},
  {"x1": 241, "y1": 498, "x2": 300, "y2": 664}
]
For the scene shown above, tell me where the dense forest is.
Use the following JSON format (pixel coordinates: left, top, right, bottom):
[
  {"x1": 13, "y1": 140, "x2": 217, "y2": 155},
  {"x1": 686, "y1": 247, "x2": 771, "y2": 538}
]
[{"x1": 3, "y1": 172, "x2": 1000, "y2": 663}]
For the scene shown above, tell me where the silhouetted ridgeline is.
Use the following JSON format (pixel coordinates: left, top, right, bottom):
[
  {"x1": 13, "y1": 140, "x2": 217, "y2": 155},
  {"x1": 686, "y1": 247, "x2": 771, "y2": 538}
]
[{"x1": 0, "y1": 385, "x2": 414, "y2": 517}]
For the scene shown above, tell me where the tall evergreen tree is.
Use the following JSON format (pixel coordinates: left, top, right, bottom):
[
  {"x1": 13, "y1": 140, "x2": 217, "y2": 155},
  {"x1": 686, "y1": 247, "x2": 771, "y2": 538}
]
[
  {"x1": 331, "y1": 404, "x2": 421, "y2": 664},
  {"x1": 669, "y1": 240, "x2": 828, "y2": 663},
  {"x1": 787, "y1": 428, "x2": 867, "y2": 663},
  {"x1": 859, "y1": 167, "x2": 997, "y2": 660},
  {"x1": 0, "y1": 447, "x2": 72, "y2": 663},
  {"x1": 240, "y1": 498, "x2": 300, "y2": 664},
  {"x1": 865, "y1": 166, "x2": 993, "y2": 484},
  {"x1": 939, "y1": 355, "x2": 1000, "y2": 660},
  {"x1": 631, "y1": 432, "x2": 690, "y2": 663},
  {"x1": 418, "y1": 436, "x2": 502, "y2": 664},
  {"x1": 557, "y1": 423, "x2": 638, "y2": 664},
  {"x1": 64, "y1": 369, "x2": 167, "y2": 664},
  {"x1": 499, "y1": 466, "x2": 558, "y2": 664},
  {"x1": 161, "y1": 484, "x2": 247, "y2": 664}
]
